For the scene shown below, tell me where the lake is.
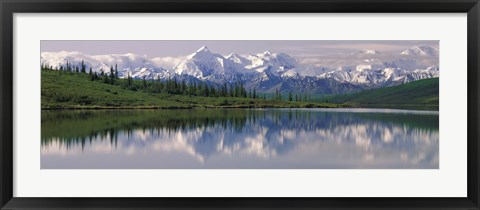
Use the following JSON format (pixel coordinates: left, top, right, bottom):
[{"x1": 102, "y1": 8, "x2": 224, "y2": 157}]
[{"x1": 41, "y1": 108, "x2": 439, "y2": 169}]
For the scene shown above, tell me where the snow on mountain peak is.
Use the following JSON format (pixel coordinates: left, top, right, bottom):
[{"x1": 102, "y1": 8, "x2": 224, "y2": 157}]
[
  {"x1": 226, "y1": 53, "x2": 241, "y2": 59},
  {"x1": 263, "y1": 50, "x2": 272, "y2": 55},
  {"x1": 187, "y1": 46, "x2": 220, "y2": 60},
  {"x1": 174, "y1": 46, "x2": 242, "y2": 78},
  {"x1": 401, "y1": 45, "x2": 438, "y2": 57},
  {"x1": 353, "y1": 49, "x2": 380, "y2": 55},
  {"x1": 196, "y1": 45, "x2": 210, "y2": 52},
  {"x1": 226, "y1": 53, "x2": 250, "y2": 65},
  {"x1": 356, "y1": 64, "x2": 372, "y2": 72}
]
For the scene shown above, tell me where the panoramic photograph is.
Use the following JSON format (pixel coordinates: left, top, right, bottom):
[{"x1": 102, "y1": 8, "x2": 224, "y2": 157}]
[{"x1": 40, "y1": 40, "x2": 439, "y2": 169}]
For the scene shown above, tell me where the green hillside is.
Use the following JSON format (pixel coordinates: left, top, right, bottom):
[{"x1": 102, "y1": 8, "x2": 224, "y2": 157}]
[
  {"x1": 41, "y1": 70, "x2": 343, "y2": 109},
  {"x1": 324, "y1": 78, "x2": 439, "y2": 110}
]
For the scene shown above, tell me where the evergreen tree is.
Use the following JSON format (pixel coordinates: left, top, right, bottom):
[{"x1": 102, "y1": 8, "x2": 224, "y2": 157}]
[
  {"x1": 234, "y1": 82, "x2": 240, "y2": 97},
  {"x1": 188, "y1": 82, "x2": 195, "y2": 95},
  {"x1": 115, "y1": 64, "x2": 119, "y2": 78},
  {"x1": 205, "y1": 84, "x2": 210, "y2": 96},
  {"x1": 210, "y1": 85, "x2": 216, "y2": 97},
  {"x1": 193, "y1": 81, "x2": 198, "y2": 96},
  {"x1": 127, "y1": 73, "x2": 132, "y2": 86},
  {"x1": 159, "y1": 81, "x2": 165, "y2": 93},
  {"x1": 181, "y1": 81, "x2": 187, "y2": 95},
  {"x1": 229, "y1": 84, "x2": 234, "y2": 97},
  {"x1": 89, "y1": 67, "x2": 94, "y2": 81},
  {"x1": 81, "y1": 60, "x2": 86, "y2": 73},
  {"x1": 221, "y1": 83, "x2": 228, "y2": 97},
  {"x1": 103, "y1": 74, "x2": 109, "y2": 84},
  {"x1": 109, "y1": 65, "x2": 115, "y2": 84},
  {"x1": 239, "y1": 82, "x2": 246, "y2": 98},
  {"x1": 194, "y1": 82, "x2": 201, "y2": 96},
  {"x1": 173, "y1": 79, "x2": 179, "y2": 94},
  {"x1": 143, "y1": 76, "x2": 147, "y2": 89}
]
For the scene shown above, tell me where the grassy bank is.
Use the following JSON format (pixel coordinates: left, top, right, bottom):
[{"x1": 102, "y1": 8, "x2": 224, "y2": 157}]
[{"x1": 322, "y1": 78, "x2": 439, "y2": 110}]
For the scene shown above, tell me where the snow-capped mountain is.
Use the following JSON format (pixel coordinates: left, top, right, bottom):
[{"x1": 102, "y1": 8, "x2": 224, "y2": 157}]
[
  {"x1": 226, "y1": 53, "x2": 251, "y2": 65},
  {"x1": 352, "y1": 49, "x2": 380, "y2": 55},
  {"x1": 173, "y1": 46, "x2": 244, "y2": 83},
  {"x1": 40, "y1": 51, "x2": 171, "y2": 80},
  {"x1": 401, "y1": 45, "x2": 439, "y2": 57},
  {"x1": 317, "y1": 66, "x2": 439, "y2": 86},
  {"x1": 41, "y1": 45, "x2": 439, "y2": 94}
]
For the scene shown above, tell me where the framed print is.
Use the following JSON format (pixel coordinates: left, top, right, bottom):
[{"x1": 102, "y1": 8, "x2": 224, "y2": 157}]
[{"x1": 1, "y1": 0, "x2": 479, "y2": 209}]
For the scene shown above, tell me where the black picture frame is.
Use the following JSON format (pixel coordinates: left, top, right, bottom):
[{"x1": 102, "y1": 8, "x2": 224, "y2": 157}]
[{"x1": 1, "y1": 0, "x2": 479, "y2": 209}]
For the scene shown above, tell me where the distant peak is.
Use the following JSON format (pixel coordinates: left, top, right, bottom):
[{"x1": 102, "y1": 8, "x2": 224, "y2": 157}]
[
  {"x1": 401, "y1": 45, "x2": 438, "y2": 56},
  {"x1": 361, "y1": 49, "x2": 379, "y2": 54},
  {"x1": 228, "y1": 53, "x2": 245, "y2": 58},
  {"x1": 188, "y1": 46, "x2": 215, "y2": 59},
  {"x1": 353, "y1": 49, "x2": 379, "y2": 55},
  {"x1": 196, "y1": 46, "x2": 210, "y2": 52},
  {"x1": 263, "y1": 50, "x2": 272, "y2": 55}
]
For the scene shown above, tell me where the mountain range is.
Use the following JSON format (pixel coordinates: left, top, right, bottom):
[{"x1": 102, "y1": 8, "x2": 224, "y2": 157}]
[{"x1": 40, "y1": 45, "x2": 439, "y2": 94}]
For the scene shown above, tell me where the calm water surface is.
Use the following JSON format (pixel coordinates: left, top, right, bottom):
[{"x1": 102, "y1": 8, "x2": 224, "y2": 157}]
[{"x1": 41, "y1": 108, "x2": 439, "y2": 169}]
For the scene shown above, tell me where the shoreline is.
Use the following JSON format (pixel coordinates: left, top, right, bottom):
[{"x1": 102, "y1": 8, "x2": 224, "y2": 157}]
[
  {"x1": 40, "y1": 103, "x2": 440, "y2": 111},
  {"x1": 41, "y1": 104, "x2": 351, "y2": 110}
]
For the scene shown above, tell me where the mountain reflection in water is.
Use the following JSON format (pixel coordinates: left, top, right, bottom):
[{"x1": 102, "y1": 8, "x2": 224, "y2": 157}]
[{"x1": 41, "y1": 108, "x2": 439, "y2": 169}]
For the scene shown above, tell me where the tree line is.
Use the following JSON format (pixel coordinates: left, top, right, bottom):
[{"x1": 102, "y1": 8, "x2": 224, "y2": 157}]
[
  {"x1": 41, "y1": 61, "x2": 264, "y2": 99},
  {"x1": 41, "y1": 61, "x2": 315, "y2": 102}
]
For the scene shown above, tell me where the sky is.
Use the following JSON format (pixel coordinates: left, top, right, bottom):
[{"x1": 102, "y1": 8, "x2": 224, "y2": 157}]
[{"x1": 41, "y1": 40, "x2": 439, "y2": 58}]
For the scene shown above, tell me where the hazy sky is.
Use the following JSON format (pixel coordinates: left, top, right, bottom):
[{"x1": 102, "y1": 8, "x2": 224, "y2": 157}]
[{"x1": 41, "y1": 40, "x2": 439, "y2": 57}]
